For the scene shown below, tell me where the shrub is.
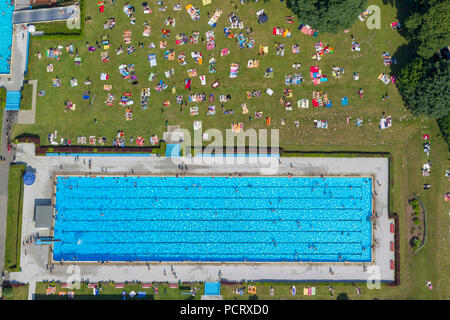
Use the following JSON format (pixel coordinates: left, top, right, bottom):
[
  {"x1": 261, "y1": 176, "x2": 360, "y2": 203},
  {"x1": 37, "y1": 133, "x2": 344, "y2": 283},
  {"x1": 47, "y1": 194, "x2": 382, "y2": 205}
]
[
  {"x1": 2, "y1": 286, "x2": 13, "y2": 298},
  {"x1": 337, "y1": 293, "x2": 349, "y2": 300},
  {"x1": 412, "y1": 237, "x2": 421, "y2": 251},
  {"x1": 411, "y1": 199, "x2": 419, "y2": 206},
  {"x1": 413, "y1": 206, "x2": 421, "y2": 213},
  {"x1": 413, "y1": 218, "x2": 421, "y2": 226}
]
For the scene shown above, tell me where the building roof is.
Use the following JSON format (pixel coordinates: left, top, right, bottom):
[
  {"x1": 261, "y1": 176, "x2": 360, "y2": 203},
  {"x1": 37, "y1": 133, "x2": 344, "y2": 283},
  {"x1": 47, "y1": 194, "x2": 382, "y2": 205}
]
[{"x1": 34, "y1": 204, "x2": 53, "y2": 228}]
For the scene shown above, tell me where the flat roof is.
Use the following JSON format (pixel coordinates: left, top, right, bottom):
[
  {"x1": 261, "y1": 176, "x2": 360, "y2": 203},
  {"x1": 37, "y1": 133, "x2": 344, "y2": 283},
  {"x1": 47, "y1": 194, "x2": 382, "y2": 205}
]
[{"x1": 35, "y1": 204, "x2": 53, "y2": 228}]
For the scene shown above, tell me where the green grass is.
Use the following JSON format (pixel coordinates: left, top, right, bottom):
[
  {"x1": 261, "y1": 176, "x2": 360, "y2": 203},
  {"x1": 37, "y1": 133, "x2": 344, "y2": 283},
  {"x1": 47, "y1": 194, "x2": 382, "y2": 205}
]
[
  {"x1": 34, "y1": 21, "x2": 78, "y2": 36},
  {"x1": 1, "y1": 285, "x2": 29, "y2": 300},
  {"x1": 20, "y1": 84, "x2": 33, "y2": 111},
  {"x1": 14, "y1": 0, "x2": 414, "y2": 149},
  {"x1": 4, "y1": 164, "x2": 25, "y2": 272}
]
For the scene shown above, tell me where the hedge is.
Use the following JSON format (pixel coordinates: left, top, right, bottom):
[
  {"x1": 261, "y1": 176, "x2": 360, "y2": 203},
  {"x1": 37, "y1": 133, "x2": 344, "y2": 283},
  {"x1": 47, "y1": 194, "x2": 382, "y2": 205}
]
[{"x1": 4, "y1": 164, "x2": 26, "y2": 272}]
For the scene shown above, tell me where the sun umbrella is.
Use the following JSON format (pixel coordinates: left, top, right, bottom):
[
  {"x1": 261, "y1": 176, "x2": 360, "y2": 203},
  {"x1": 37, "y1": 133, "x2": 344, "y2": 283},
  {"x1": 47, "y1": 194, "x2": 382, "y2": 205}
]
[{"x1": 23, "y1": 172, "x2": 35, "y2": 186}]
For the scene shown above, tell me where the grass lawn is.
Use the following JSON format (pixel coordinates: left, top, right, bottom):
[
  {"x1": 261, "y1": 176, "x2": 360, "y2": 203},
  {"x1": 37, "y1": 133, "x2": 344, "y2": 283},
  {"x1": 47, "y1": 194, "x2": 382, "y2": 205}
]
[
  {"x1": 4, "y1": 164, "x2": 25, "y2": 272},
  {"x1": 1, "y1": 285, "x2": 29, "y2": 300},
  {"x1": 19, "y1": 83, "x2": 33, "y2": 111},
  {"x1": 14, "y1": 0, "x2": 415, "y2": 149},
  {"x1": 8, "y1": 0, "x2": 449, "y2": 300}
]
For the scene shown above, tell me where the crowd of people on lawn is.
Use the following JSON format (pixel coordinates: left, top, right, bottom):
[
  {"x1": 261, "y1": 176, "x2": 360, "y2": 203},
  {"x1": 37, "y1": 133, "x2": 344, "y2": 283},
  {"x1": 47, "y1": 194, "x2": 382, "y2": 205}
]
[{"x1": 38, "y1": 2, "x2": 398, "y2": 146}]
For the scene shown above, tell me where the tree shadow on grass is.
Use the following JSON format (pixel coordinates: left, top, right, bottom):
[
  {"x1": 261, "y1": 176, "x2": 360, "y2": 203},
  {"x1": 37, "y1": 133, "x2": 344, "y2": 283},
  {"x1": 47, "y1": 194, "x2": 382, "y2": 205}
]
[{"x1": 336, "y1": 293, "x2": 349, "y2": 300}]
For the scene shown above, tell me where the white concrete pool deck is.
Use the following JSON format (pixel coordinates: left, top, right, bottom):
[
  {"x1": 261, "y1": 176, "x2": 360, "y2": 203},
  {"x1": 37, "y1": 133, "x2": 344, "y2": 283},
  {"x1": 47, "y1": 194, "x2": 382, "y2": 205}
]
[{"x1": 9, "y1": 144, "x2": 395, "y2": 297}]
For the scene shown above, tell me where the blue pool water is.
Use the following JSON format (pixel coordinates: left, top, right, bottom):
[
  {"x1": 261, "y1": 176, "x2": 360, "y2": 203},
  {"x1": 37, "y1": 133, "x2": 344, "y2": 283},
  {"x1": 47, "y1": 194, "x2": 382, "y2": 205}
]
[
  {"x1": 53, "y1": 176, "x2": 373, "y2": 262},
  {"x1": 0, "y1": 1, "x2": 14, "y2": 74}
]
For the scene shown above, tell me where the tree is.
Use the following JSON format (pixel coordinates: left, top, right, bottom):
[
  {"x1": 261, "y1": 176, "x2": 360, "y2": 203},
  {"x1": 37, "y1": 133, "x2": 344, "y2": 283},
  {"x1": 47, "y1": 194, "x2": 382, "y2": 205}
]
[
  {"x1": 286, "y1": 0, "x2": 367, "y2": 33},
  {"x1": 437, "y1": 114, "x2": 450, "y2": 148},
  {"x1": 2, "y1": 286, "x2": 14, "y2": 298},
  {"x1": 405, "y1": 1, "x2": 450, "y2": 58},
  {"x1": 336, "y1": 292, "x2": 349, "y2": 300},
  {"x1": 406, "y1": 60, "x2": 450, "y2": 119},
  {"x1": 397, "y1": 58, "x2": 426, "y2": 94}
]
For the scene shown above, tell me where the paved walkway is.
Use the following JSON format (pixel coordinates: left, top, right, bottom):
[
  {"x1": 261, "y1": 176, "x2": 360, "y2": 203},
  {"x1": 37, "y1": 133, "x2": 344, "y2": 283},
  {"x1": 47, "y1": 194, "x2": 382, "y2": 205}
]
[
  {"x1": 7, "y1": 144, "x2": 395, "y2": 288},
  {"x1": 28, "y1": 281, "x2": 35, "y2": 300},
  {"x1": 17, "y1": 80, "x2": 37, "y2": 124},
  {"x1": 12, "y1": 6, "x2": 80, "y2": 24}
]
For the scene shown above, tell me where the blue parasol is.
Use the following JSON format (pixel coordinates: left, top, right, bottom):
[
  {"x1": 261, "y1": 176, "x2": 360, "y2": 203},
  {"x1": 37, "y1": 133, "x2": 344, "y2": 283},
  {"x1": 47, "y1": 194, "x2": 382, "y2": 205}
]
[{"x1": 23, "y1": 171, "x2": 36, "y2": 185}]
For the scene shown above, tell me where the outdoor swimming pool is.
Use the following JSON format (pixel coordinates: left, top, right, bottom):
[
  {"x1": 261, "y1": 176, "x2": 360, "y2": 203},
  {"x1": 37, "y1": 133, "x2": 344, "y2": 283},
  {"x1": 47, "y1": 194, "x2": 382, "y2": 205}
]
[
  {"x1": 53, "y1": 176, "x2": 373, "y2": 262},
  {"x1": 0, "y1": 1, "x2": 14, "y2": 74}
]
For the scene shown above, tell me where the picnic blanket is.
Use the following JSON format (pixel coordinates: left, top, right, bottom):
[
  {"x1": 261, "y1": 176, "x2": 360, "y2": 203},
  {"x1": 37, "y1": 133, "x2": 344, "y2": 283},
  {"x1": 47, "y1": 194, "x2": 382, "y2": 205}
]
[
  {"x1": 186, "y1": 4, "x2": 200, "y2": 21},
  {"x1": 273, "y1": 27, "x2": 291, "y2": 37},
  {"x1": 207, "y1": 105, "x2": 216, "y2": 115},
  {"x1": 193, "y1": 120, "x2": 202, "y2": 130},
  {"x1": 231, "y1": 122, "x2": 244, "y2": 133},
  {"x1": 229, "y1": 63, "x2": 239, "y2": 78},
  {"x1": 378, "y1": 73, "x2": 390, "y2": 85},
  {"x1": 298, "y1": 24, "x2": 318, "y2": 37},
  {"x1": 143, "y1": 25, "x2": 152, "y2": 36},
  {"x1": 191, "y1": 51, "x2": 203, "y2": 65},
  {"x1": 297, "y1": 99, "x2": 309, "y2": 108},
  {"x1": 206, "y1": 30, "x2": 215, "y2": 50},
  {"x1": 199, "y1": 75, "x2": 206, "y2": 85},
  {"x1": 247, "y1": 59, "x2": 260, "y2": 69},
  {"x1": 190, "y1": 106, "x2": 199, "y2": 116},
  {"x1": 314, "y1": 120, "x2": 328, "y2": 129},
  {"x1": 208, "y1": 9, "x2": 222, "y2": 27},
  {"x1": 148, "y1": 54, "x2": 157, "y2": 67},
  {"x1": 187, "y1": 69, "x2": 197, "y2": 77}
]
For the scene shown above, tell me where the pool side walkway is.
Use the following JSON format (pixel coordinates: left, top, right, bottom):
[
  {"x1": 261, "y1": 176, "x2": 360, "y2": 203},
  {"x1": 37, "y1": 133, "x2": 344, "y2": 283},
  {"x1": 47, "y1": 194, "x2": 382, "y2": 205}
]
[{"x1": 7, "y1": 143, "x2": 395, "y2": 287}]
